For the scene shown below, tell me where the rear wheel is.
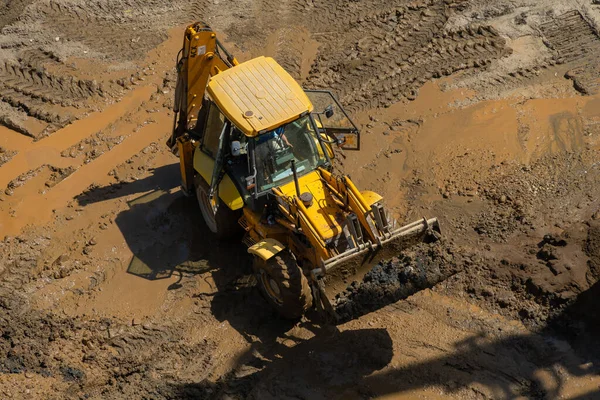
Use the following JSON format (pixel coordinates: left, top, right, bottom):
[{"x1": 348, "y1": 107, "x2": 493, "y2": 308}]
[
  {"x1": 195, "y1": 176, "x2": 241, "y2": 239},
  {"x1": 253, "y1": 251, "x2": 313, "y2": 319}
]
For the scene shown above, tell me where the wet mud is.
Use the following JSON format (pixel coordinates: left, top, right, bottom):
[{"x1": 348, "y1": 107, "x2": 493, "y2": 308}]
[{"x1": 2, "y1": 0, "x2": 600, "y2": 399}]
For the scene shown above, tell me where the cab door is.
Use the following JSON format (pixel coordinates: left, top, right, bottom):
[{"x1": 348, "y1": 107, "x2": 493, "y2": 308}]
[
  {"x1": 199, "y1": 101, "x2": 227, "y2": 159},
  {"x1": 304, "y1": 90, "x2": 360, "y2": 150}
]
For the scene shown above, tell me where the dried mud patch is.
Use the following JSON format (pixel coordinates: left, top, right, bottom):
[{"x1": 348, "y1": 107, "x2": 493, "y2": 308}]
[
  {"x1": 0, "y1": 0, "x2": 35, "y2": 30},
  {"x1": 442, "y1": 220, "x2": 599, "y2": 329}
]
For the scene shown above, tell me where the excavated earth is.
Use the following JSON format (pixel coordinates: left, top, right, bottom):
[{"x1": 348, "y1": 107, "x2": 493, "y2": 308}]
[{"x1": 2, "y1": 0, "x2": 600, "y2": 398}]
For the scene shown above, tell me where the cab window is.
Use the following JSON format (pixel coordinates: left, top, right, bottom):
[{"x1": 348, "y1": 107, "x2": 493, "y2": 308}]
[{"x1": 201, "y1": 103, "x2": 226, "y2": 157}]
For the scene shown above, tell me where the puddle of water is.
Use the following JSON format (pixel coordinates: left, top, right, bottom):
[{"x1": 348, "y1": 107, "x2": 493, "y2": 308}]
[
  {"x1": 128, "y1": 254, "x2": 213, "y2": 280},
  {"x1": 128, "y1": 189, "x2": 170, "y2": 206}
]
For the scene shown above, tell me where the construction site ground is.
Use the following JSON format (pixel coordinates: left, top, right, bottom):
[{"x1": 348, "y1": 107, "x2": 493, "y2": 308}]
[{"x1": 1, "y1": 0, "x2": 600, "y2": 398}]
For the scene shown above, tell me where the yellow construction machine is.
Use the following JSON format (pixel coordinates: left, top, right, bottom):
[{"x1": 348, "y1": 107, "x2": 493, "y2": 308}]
[{"x1": 168, "y1": 22, "x2": 440, "y2": 319}]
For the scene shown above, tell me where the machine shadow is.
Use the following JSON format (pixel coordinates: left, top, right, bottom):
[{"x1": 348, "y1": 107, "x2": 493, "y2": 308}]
[
  {"x1": 165, "y1": 282, "x2": 600, "y2": 399},
  {"x1": 166, "y1": 326, "x2": 395, "y2": 399},
  {"x1": 362, "y1": 282, "x2": 600, "y2": 399},
  {"x1": 74, "y1": 162, "x2": 312, "y2": 347},
  {"x1": 76, "y1": 163, "x2": 248, "y2": 282},
  {"x1": 75, "y1": 164, "x2": 600, "y2": 399}
]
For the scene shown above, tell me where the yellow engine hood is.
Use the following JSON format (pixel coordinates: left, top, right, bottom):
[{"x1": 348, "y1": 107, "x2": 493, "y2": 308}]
[{"x1": 277, "y1": 171, "x2": 343, "y2": 240}]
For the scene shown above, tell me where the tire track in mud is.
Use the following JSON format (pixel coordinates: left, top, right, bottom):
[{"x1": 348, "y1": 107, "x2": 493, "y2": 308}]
[
  {"x1": 0, "y1": 231, "x2": 216, "y2": 398},
  {"x1": 455, "y1": 57, "x2": 559, "y2": 97},
  {"x1": 21, "y1": 0, "x2": 205, "y2": 60},
  {"x1": 187, "y1": 0, "x2": 212, "y2": 20},
  {"x1": 22, "y1": 0, "x2": 188, "y2": 27},
  {"x1": 0, "y1": 0, "x2": 35, "y2": 30},
  {"x1": 540, "y1": 10, "x2": 600, "y2": 95},
  {"x1": 0, "y1": 85, "x2": 164, "y2": 236},
  {"x1": 0, "y1": 0, "x2": 513, "y2": 137},
  {"x1": 25, "y1": 2, "x2": 171, "y2": 61},
  {"x1": 0, "y1": 0, "x2": 213, "y2": 138},
  {"x1": 303, "y1": 1, "x2": 511, "y2": 110},
  {"x1": 233, "y1": 0, "x2": 512, "y2": 110},
  {"x1": 0, "y1": 85, "x2": 153, "y2": 186},
  {"x1": 354, "y1": 25, "x2": 508, "y2": 110},
  {"x1": 0, "y1": 60, "x2": 104, "y2": 138},
  {"x1": 291, "y1": 0, "x2": 402, "y2": 30},
  {"x1": 540, "y1": 10, "x2": 599, "y2": 63},
  {"x1": 19, "y1": 48, "x2": 64, "y2": 70}
]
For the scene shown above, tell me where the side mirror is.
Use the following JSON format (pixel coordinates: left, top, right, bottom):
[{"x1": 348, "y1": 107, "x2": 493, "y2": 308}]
[
  {"x1": 231, "y1": 141, "x2": 241, "y2": 156},
  {"x1": 324, "y1": 105, "x2": 334, "y2": 119}
]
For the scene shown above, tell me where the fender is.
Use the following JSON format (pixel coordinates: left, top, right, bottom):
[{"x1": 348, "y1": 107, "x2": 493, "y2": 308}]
[
  {"x1": 248, "y1": 238, "x2": 285, "y2": 261},
  {"x1": 361, "y1": 190, "x2": 383, "y2": 208},
  {"x1": 193, "y1": 149, "x2": 244, "y2": 210}
]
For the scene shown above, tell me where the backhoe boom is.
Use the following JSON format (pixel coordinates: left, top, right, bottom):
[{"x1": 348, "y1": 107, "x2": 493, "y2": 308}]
[{"x1": 167, "y1": 22, "x2": 238, "y2": 150}]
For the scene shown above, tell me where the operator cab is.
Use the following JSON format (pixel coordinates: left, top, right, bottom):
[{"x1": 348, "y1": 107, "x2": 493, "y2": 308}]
[
  {"x1": 253, "y1": 114, "x2": 326, "y2": 193},
  {"x1": 194, "y1": 56, "x2": 360, "y2": 209}
]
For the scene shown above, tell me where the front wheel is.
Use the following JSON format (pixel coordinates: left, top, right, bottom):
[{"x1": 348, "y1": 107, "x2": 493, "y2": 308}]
[{"x1": 253, "y1": 251, "x2": 313, "y2": 319}]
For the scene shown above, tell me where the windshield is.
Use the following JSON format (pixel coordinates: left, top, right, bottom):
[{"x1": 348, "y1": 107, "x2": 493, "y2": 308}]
[{"x1": 253, "y1": 115, "x2": 327, "y2": 192}]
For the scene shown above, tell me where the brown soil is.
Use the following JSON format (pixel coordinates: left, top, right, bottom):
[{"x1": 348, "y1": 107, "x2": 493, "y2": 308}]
[{"x1": 2, "y1": 0, "x2": 600, "y2": 399}]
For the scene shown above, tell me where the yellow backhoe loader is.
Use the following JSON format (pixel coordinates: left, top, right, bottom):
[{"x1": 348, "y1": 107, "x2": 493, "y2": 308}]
[{"x1": 168, "y1": 22, "x2": 441, "y2": 319}]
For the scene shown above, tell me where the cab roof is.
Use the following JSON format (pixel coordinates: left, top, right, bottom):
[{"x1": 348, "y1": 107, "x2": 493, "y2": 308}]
[{"x1": 206, "y1": 56, "x2": 313, "y2": 137}]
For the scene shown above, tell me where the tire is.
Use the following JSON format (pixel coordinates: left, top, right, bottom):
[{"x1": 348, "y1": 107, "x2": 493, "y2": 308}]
[
  {"x1": 253, "y1": 251, "x2": 313, "y2": 319},
  {"x1": 195, "y1": 176, "x2": 242, "y2": 239}
]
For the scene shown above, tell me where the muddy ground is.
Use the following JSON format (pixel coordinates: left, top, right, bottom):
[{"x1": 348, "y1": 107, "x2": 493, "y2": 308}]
[{"x1": 1, "y1": 0, "x2": 600, "y2": 398}]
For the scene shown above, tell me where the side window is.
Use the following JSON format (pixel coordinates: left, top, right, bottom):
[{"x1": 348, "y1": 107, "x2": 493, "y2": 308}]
[
  {"x1": 304, "y1": 90, "x2": 360, "y2": 150},
  {"x1": 305, "y1": 90, "x2": 354, "y2": 130},
  {"x1": 201, "y1": 102, "x2": 226, "y2": 157}
]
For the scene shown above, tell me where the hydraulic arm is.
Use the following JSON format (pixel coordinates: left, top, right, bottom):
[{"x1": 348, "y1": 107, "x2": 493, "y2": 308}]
[{"x1": 167, "y1": 22, "x2": 238, "y2": 150}]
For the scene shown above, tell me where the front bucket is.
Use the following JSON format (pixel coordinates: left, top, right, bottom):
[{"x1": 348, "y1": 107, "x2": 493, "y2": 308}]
[{"x1": 315, "y1": 217, "x2": 441, "y2": 319}]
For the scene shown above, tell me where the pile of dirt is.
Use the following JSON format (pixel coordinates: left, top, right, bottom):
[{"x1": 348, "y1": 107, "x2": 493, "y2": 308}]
[
  {"x1": 335, "y1": 242, "x2": 463, "y2": 321},
  {"x1": 439, "y1": 219, "x2": 599, "y2": 328}
]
